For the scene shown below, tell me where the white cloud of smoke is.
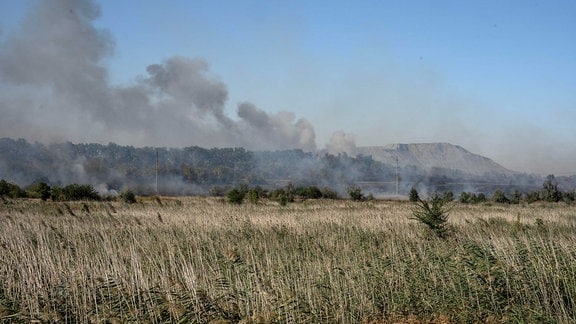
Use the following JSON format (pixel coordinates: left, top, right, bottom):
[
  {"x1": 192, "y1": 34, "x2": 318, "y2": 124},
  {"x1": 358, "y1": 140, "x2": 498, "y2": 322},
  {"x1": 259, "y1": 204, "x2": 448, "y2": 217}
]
[{"x1": 0, "y1": 0, "x2": 317, "y2": 151}]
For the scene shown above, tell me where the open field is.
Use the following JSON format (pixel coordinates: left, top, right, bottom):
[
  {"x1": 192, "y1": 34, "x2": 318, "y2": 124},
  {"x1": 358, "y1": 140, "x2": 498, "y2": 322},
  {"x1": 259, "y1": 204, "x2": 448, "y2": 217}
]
[{"x1": 1, "y1": 197, "x2": 576, "y2": 323}]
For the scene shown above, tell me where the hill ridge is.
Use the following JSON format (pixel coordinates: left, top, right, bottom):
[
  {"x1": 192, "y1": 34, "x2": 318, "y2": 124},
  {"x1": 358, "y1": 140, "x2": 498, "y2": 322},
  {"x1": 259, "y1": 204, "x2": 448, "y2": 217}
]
[{"x1": 355, "y1": 143, "x2": 515, "y2": 176}]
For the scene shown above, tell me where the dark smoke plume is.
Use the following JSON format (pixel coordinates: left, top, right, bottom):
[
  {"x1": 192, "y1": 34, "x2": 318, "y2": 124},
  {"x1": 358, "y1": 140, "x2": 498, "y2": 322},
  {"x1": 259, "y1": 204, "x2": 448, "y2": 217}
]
[{"x1": 0, "y1": 0, "x2": 316, "y2": 151}]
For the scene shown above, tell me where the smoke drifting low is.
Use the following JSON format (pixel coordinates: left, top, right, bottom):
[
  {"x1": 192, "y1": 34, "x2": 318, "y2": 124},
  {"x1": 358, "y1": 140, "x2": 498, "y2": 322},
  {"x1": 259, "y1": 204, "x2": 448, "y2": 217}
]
[{"x1": 0, "y1": 0, "x2": 317, "y2": 151}]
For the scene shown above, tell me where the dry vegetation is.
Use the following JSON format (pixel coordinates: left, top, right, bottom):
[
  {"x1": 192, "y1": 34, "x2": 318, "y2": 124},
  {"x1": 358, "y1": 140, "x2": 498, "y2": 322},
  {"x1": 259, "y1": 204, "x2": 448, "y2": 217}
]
[{"x1": 1, "y1": 197, "x2": 576, "y2": 323}]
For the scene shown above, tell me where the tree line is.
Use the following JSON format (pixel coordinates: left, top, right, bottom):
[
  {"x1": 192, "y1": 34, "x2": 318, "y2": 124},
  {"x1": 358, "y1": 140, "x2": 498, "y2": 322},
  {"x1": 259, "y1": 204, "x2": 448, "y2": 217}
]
[
  {"x1": 408, "y1": 174, "x2": 574, "y2": 204},
  {"x1": 1, "y1": 137, "x2": 574, "y2": 197},
  {"x1": 1, "y1": 173, "x2": 574, "y2": 206}
]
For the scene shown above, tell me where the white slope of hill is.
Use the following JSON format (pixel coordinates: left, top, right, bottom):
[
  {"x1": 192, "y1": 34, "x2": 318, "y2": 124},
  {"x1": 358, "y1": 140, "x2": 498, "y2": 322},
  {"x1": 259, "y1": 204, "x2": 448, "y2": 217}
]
[{"x1": 354, "y1": 143, "x2": 516, "y2": 176}]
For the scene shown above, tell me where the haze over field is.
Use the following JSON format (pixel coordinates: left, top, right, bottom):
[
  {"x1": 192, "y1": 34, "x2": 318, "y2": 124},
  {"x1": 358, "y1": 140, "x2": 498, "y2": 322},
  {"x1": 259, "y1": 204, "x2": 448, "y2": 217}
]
[{"x1": 1, "y1": 0, "x2": 575, "y2": 175}]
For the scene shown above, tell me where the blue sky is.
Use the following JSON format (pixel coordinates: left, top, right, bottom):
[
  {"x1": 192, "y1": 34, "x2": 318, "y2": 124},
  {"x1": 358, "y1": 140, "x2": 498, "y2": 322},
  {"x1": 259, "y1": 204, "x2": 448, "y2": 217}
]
[{"x1": 1, "y1": 0, "x2": 575, "y2": 174}]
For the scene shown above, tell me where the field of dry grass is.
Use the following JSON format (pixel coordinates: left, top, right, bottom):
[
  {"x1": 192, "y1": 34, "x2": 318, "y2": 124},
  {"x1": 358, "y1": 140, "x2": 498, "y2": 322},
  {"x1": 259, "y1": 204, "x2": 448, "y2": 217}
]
[{"x1": 1, "y1": 197, "x2": 576, "y2": 323}]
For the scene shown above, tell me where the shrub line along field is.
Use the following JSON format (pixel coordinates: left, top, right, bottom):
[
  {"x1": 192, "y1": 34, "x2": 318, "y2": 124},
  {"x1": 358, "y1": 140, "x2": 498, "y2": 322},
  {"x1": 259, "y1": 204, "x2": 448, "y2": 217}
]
[{"x1": 1, "y1": 197, "x2": 576, "y2": 322}]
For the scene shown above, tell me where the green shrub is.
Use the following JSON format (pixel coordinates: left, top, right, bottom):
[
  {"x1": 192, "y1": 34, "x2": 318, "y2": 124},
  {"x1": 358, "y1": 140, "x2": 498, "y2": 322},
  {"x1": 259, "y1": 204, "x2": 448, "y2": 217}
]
[
  {"x1": 246, "y1": 189, "x2": 260, "y2": 204},
  {"x1": 270, "y1": 188, "x2": 293, "y2": 204},
  {"x1": 52, "y1": 184, "x2": 100, "y2": 201},
  {"x1": 294, "y1": 186, "x2": 323, "y2": 199},
  {"x1": 27, "y1": 182, "x2": 51, "y2": 201},
  {"x1": 0, "y1": 179, "x2": 26, "y2": 198},
  {"x1": 120, "y1": 190, "x2": 137, "y2": 204},
  {"x1": 227, "y1": 188, "x2": 245, "y2": 204},
  {"x1": 409, "y1": 187, "x2": 419, "y2": 202},
  {"x1": 459, "y1": 191, "x2": 472, "y2": 203},
  {"x1": 492, "y1": 189, "x2": 510, "y2": 204},
  {"x1": 442, "y1": 191, "x2": 454, "y2": 202},
  {"x1": 320, "y1": 187, "x2": 338, "y2": 199},
  {"x1": 347, "y1": 186, "x2": 365, "y2": 201}
]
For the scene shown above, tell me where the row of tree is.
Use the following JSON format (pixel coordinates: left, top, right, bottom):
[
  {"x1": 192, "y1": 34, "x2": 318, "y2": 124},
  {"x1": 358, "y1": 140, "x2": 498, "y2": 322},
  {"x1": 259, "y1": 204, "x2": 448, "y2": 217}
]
[
  {"x1": 1, "y1": 179, "x2": 101, "y2": 201},
  {"x1": 0, "y1": 174, "x2": 573, "y2": 205},
  {"x1": 225, "y1": 184, "x2": 340, "y2": 206},
  {"x1": 409, "y1": 175, "x2": 574, "y2": 204}
]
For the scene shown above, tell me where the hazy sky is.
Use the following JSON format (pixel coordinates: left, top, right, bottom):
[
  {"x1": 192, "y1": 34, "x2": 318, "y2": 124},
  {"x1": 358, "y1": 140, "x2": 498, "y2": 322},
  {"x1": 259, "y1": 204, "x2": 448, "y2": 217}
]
[{"x1": 1, "y1": 0, "x2": 575, "y2": 175}]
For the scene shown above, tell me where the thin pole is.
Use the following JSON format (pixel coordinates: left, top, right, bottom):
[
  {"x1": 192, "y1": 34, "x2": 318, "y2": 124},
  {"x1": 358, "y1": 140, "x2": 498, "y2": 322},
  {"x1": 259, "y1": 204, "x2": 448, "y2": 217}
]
[
  {"x1": 395, "y1": 156, "x2": 399, "y2": 196},
  {"x1": 155, "y1": 148, "x2": 159, "y2": 195}
]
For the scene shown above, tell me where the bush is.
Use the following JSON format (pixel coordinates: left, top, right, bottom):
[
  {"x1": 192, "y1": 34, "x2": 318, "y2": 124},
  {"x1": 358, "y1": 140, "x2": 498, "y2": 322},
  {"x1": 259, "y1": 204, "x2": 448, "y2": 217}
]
[
  {"x1": 475, "y1": 193, "x2": 487, "y2": 203},
  {"x1": 269, "y1": 188, "x2": 293, "y2": 205},
  {"x1": 347, "y1": 186, "x2": 365, "y2": 201},
  {"x1": 0, "y1": 180, "x2": 26, "y2": 198},
  {"x1": 491, "y1": 189, "x2": 510, "y2": 204},
  {"x1": 409, "y1": 187, "x2": 419, "y2": 202},
  {"x1": 294, "y1": 186, "x2": 323, "y2": 199},
  {"x1": 459, "y1": 192, "x2": 472, "y2": 204},
  {"x1": 209, "y1": 186, "x2": 226, "y2": 197},
  {"x1": 246, "y1": 188, "x2": 260, "y2": 204},
  {"x1": 410, "y1": 194, "x2": 452, "y2": 239},
  {"x1": 320, "y1": 187, "x2": 339, "y2": 199},
  {"x1": 227, "y1": 188, "x2": 246, "y2": 205},
  {"x1": 442, "y1": 191, "x2": 454, "y2": 202},
  {"x1": 52, "y1": 184, "x2": 100, "y2": 201},
  {"x1": 119, "y1": 190, "x2": 137, "y2": 204},
  {"x1": 27, "y1": 182, "x2": 51, "y2": 201},
  {"x1": 525, "y1": 191, "x2": 540, "y2": 203},
  {"x1": 542, "y1": 175, "x2": 562, "y2": 202},
  {"x1": 563, "y1": 190, "x2": 575, "y2": 203},
  {"x1": 510, "y1": 189, "x2": 523, "y2": 204}
]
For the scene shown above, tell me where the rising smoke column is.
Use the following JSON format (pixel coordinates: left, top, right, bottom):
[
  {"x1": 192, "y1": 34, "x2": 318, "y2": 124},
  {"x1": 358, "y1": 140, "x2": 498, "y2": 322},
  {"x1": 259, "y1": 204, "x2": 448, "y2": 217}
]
[
  {"x1": 326, "y1": 131, "x2": 357, "y2": 155},
  {"x1": 0, "y1": 0, "x2": 316, "y2": 151}
]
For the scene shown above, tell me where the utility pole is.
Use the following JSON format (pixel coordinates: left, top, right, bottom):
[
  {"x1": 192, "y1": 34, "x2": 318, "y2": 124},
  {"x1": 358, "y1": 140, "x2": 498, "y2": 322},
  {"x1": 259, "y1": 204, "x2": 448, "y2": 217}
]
[
  {"x1": 155, "y1": 148, "x2": 159, "y2": 195},
  {"x1": 395, "y1": 155, "x2": 399, "y2": 196}
]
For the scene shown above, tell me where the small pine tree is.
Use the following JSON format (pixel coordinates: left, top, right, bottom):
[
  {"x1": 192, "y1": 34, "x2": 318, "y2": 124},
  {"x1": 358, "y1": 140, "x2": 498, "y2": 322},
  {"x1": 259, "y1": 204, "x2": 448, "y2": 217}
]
[{"x1": 410, "y1": 194, "x2": 452, "y2": 239}]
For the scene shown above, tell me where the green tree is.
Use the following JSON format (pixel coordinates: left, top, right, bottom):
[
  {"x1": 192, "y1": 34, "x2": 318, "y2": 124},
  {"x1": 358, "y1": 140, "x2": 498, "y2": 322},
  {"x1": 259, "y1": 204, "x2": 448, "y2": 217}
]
[
  {"x1": 563, "y1": 190, "x2": 575, "y2": 203},
  {"x1": 510, "y1": 189, "x2": 522, "y2": 204},
  {"x1": 459, "y1": 192, "x2": 471, "y2": 204},
  {"x1": 542, "y1": 174, "x2": 562, "y2": 202},
  {"x1": 0, "y1": 179, "x2": 9, "y2": 196},
  {"x1": 442, "y1": 191, "x2": 455, "y2": 202},
  {"x1": 0, "y1": 180, "x2": 26, "y2": 198},
  {"x1": 525, "y1": 190, "x2": 540, "y2": 203},
  {"x1": 492, "y1": 189, "x2": 510, "y2": 204},
  {"x1": 475, "y1": 193, "x2": 487, "y2": 203},
  {"x1": 27, "y1": 182, "x2": 51, "y2": 201}
]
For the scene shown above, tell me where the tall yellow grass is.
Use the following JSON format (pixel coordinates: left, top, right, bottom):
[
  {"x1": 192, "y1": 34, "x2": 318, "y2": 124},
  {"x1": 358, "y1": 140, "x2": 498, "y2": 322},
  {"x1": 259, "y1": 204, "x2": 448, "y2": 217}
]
[{"x1": 1, "y1": 197, "x2": 576, "y2": 322}]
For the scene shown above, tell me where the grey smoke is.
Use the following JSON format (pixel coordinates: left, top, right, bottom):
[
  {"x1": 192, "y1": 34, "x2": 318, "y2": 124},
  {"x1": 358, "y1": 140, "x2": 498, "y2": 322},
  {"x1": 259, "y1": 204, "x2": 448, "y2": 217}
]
[
  {"x1": 326, "y1": 131, "x2": 357, "y2": 155},
  {"x1": 0, "y1": 0, "x2": 316, "y2": 151}
]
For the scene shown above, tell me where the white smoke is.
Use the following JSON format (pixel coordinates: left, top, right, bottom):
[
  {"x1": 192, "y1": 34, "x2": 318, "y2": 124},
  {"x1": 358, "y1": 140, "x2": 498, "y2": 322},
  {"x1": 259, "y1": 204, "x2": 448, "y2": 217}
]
[{"x1": 326, "y1": 131, "x2": 357, "y2": 155}]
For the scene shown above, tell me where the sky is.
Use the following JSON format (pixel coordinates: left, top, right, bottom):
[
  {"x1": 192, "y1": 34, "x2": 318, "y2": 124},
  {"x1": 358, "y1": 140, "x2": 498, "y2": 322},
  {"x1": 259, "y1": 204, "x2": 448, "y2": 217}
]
[{"x1": 0, "y1": 0, "x2": 575, "y2": 175}]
